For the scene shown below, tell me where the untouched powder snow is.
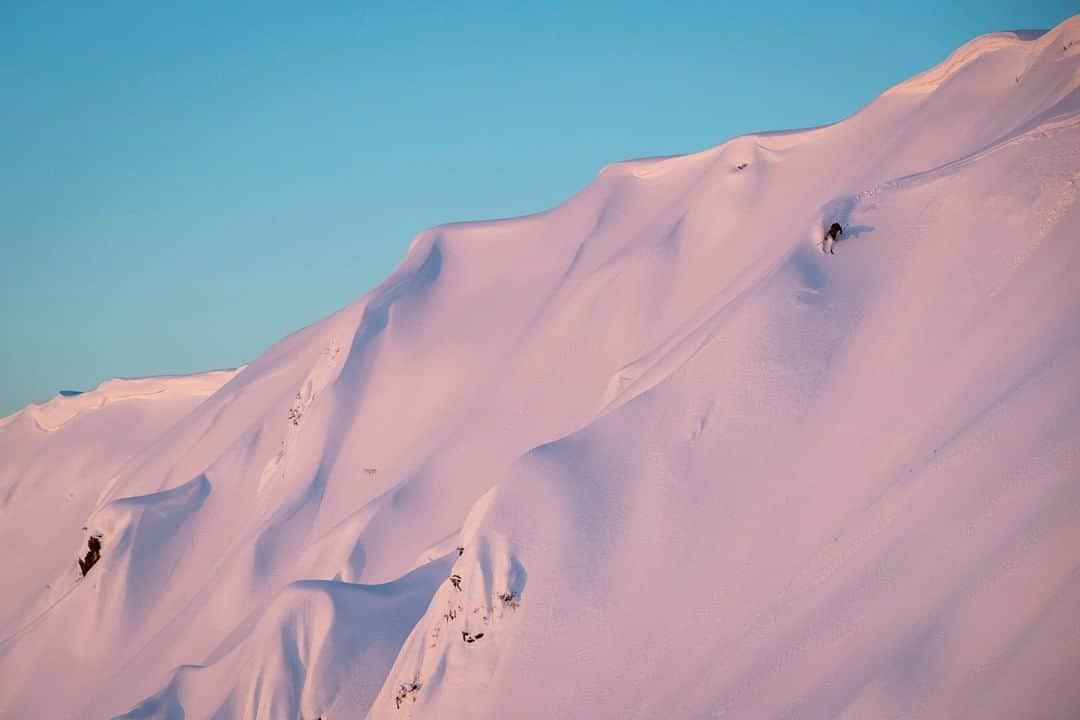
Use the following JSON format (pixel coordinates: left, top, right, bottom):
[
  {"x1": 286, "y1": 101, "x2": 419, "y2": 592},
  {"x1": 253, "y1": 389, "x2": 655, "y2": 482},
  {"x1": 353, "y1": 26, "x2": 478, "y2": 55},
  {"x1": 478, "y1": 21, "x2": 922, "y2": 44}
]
[
  {"x1": 1, "y1": 17, "x2": 1079, "y2": 720},
  {"x1": 0, "y1": 369, "x2": 240, "y2": 639}
]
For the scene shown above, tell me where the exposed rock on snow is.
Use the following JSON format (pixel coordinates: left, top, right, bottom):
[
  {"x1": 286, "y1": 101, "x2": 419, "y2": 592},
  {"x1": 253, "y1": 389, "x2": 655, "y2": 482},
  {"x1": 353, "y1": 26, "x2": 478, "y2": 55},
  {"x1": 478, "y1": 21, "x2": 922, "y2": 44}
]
[
  {"x1": 77, "y1": 535, "x2": 102, "y2": 577},
  {"x1": 1, "y1": 17, "x2": 1079, "y2": 720}
]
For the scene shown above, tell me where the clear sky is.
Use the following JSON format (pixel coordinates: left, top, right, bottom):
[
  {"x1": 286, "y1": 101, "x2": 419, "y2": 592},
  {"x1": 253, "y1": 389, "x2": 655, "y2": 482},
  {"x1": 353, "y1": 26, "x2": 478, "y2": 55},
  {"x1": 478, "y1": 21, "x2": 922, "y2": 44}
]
[{"x1": 1, "y1": 2, "x2": 1075, "y2": 417}]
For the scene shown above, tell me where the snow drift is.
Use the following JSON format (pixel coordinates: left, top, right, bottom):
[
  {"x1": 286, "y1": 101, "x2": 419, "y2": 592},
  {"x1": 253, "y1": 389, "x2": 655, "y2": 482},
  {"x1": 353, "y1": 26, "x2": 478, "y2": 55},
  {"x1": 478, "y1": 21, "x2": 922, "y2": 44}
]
[{"x1": 1, "y1": 17, "x2": 1079, "y2": 720}]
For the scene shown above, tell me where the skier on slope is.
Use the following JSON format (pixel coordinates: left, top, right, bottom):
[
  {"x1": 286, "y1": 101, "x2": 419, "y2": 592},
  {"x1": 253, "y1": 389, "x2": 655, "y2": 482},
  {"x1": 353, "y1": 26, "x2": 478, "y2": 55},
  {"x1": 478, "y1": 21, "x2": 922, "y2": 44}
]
[{"x1": 823, "y1": 222, "x2": 843, "y2": 254}]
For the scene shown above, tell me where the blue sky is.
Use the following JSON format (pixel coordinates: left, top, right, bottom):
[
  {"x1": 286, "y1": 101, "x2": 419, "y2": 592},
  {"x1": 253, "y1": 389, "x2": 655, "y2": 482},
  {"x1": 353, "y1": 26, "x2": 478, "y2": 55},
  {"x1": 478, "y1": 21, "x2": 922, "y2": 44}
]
[{"x1": 1, "y1": 2, "x2": 1074, "y2": 416}]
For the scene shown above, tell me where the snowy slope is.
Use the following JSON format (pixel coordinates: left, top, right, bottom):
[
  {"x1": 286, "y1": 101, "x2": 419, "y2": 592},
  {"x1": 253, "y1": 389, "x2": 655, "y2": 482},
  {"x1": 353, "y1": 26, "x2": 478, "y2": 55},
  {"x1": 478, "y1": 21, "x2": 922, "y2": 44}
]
[
  {"x1": 0, "y1": 370, "x2": 238, "y2": 637},
  {"x1": 1, "y1": 17, "x2": 1079, "y2": 720}
]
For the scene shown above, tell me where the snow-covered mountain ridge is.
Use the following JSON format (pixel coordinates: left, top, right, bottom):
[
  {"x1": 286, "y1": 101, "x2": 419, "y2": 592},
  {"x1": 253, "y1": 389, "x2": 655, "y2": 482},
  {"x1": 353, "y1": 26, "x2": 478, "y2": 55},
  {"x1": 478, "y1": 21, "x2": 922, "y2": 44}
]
[{"x1": 1, "y1": 17, "x2": 1078, "y2": 719}]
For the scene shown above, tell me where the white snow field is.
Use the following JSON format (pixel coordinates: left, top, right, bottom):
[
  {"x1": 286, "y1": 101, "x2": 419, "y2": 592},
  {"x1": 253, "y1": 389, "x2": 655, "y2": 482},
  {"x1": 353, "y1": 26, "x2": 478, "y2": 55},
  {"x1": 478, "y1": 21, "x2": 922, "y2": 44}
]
[{"x1": 2, "y1": 17, "x2": 1079, "y2": 720}]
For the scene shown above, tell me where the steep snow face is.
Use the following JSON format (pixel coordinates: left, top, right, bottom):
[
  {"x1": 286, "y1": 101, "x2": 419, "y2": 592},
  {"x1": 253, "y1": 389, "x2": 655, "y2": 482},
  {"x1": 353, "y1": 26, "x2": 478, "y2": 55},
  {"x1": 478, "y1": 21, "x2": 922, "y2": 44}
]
[
  {"x1": 0, "y1": 370, "x2": 238, "y2": 636},
  {"x1": 2, "y1": 17, "x2": 1079, "y2": 720}
]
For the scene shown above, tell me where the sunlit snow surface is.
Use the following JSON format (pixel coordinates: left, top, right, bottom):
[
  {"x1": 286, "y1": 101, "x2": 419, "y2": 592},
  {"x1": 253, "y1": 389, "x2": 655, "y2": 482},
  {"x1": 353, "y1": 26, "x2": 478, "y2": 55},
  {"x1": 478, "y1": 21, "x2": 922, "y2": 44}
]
[{"x1": 1, "y1": 18, "x2": 1079, "y2": 720}]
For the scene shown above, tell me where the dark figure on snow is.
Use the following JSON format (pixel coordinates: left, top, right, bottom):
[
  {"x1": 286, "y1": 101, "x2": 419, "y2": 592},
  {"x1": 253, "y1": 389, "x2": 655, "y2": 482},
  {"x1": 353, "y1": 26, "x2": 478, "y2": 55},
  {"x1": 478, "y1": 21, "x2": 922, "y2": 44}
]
[{"x1": 823, "y1": 222, "x2": 843, "y2": 254}]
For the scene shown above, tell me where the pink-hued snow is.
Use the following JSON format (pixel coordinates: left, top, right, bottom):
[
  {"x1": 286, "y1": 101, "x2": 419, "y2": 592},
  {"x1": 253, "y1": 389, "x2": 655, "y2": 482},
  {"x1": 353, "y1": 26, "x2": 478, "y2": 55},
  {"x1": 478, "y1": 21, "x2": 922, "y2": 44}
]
[{"x1": 1, "y1": 17, "x2": 1078, "y2": 720}]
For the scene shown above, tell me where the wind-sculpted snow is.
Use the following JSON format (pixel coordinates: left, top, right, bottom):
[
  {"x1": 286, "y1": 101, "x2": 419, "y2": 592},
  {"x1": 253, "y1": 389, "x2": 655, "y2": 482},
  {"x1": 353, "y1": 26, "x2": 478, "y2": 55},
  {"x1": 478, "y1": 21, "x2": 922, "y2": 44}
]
[
  {"x1": 0, "y1": 369, "x2": 239, "y2": 434},
  {"x1": 1, "y1": 17, "x2": 1079, "y2": 720},
  {"x1": 116, "y1": 558, "x2": 455, "y2": 720},
  {"x1": 0, "y1": 370, "x2": 237, "y2": 639}
]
